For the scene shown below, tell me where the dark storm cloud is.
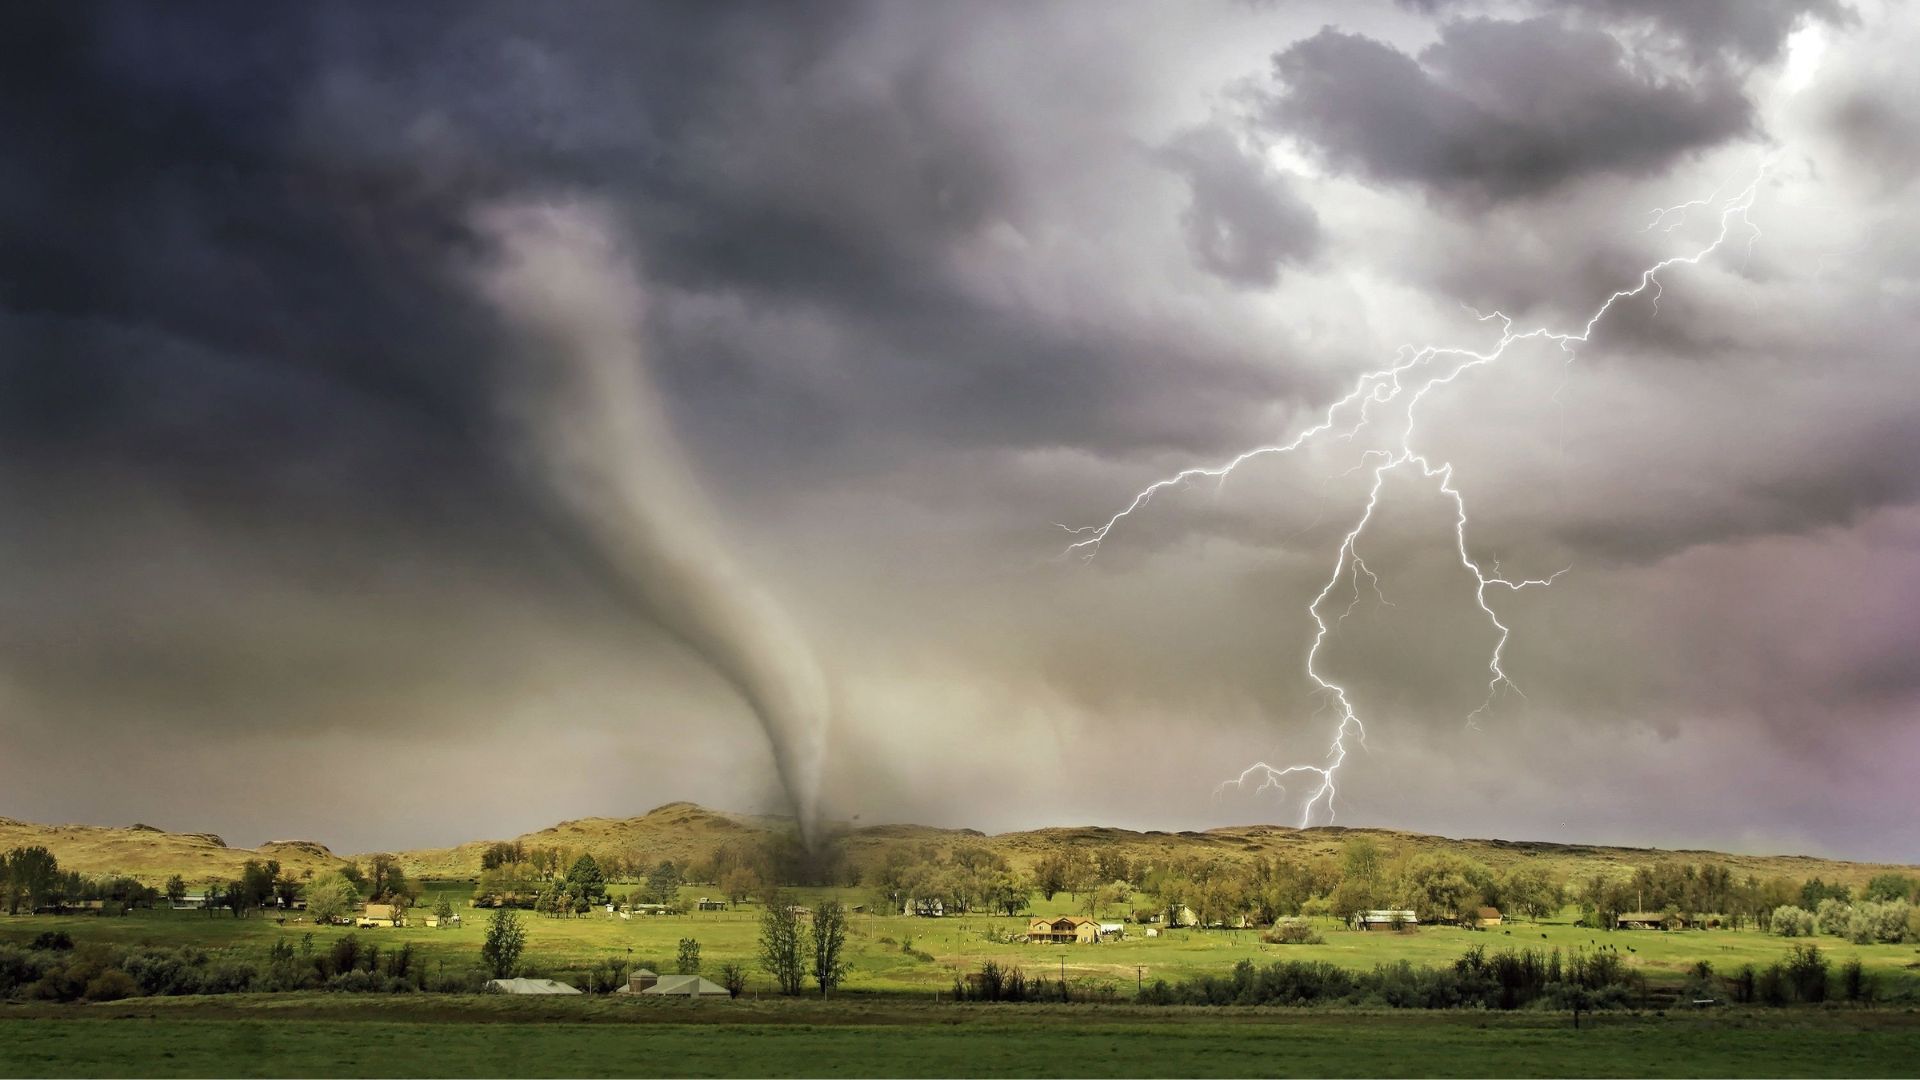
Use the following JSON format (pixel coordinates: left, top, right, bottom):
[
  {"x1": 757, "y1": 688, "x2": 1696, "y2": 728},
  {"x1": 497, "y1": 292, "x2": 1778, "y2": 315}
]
[
  {"x1": 1158, "y1": 125, "x2": 1321, "y2": 287},
  {"x1": 1402, "y1": 0, "x2": 1848, "y2": 63},
  {"x1": 1265, "y1": 17, "x2": 1754, "y2": 203},
  {"x1": 0, "y1": 0, "x2": 1915, "y2": 861}
]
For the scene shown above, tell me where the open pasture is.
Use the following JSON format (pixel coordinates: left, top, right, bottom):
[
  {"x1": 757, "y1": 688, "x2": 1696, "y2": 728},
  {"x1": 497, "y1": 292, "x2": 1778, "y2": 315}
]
[{"x1": 5, "y1": 882, "x2": 1918, "y2": 998}]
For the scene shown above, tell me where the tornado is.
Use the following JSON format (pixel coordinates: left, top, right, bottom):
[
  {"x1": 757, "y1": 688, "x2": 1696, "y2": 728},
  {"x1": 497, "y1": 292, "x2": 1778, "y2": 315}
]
[{"x1": 470, "y1": 200, "x2": 831, "y2": 846}]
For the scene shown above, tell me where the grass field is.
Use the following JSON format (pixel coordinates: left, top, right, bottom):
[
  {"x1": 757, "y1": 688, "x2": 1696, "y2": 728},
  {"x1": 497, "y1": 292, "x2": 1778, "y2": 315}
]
[
  {"x1": 5, "y1": 882, "x2": 1919, "y2": 999},
  {"x1": 1, "y1": 997, "x2": 1917, "y2": 1077}
]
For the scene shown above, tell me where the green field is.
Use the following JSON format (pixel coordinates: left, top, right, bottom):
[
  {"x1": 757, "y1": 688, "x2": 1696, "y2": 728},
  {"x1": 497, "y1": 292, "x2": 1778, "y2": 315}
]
[
  {"x1": 1, "y1": 997, "x2": 1917, "y2": 1078},
  {"x1": 4, "y1": 882, "x2": 1918, "y2": 999}
]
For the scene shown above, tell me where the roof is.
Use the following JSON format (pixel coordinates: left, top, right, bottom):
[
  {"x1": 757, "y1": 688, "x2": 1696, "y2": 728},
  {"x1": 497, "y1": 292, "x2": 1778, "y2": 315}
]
[
  {"x1": 640, "y1": 975, "x2": 730, "y2": 997},
  {"x1": 1618, "y1": 911, "x2": 1679, "y2": 922},
  {"x1": 363, "y1": 904, "x2": 398, "y2": 919},
  {"x1": 489, "y1": 978, "x2": 582, "y2": 995},
  {"x1": 1476, "y1": 907, "x2": 1502, "y2": 918}
]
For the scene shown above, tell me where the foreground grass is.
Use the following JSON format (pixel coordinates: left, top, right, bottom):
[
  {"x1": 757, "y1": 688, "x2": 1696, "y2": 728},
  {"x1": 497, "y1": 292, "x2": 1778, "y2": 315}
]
[{"x1": 2, "y1": 997, "x2": 1917, "y2": 1078}]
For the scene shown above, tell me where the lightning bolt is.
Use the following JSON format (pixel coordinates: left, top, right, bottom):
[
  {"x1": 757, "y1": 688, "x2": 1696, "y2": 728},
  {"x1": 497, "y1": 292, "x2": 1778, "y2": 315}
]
[{"x1": 1064, "y1": 164, "x2": 1767, "y2": 827}]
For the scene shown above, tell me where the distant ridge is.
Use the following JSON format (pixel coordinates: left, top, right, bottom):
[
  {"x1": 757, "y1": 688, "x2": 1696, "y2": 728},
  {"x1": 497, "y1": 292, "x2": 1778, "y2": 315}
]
[
  {"x1": 1, "y1": 803, "x2": 1910, "y2": 886},
  {"x1": 0, "y1": 818, "x2": 343, "y2": 882}
]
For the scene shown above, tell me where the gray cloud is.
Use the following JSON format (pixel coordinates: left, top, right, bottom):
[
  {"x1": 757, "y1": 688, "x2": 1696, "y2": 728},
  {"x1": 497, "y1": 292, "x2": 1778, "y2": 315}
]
[
  {"x1": 0, "y1": 1, "x2": 1915, "y2": 862},
  {"x1": 1266, "y1": 17, "x2": 1755, "y2": 203},
  {"x1": 1159, "y1": 125, "x2": 1322, "y2": 286}
]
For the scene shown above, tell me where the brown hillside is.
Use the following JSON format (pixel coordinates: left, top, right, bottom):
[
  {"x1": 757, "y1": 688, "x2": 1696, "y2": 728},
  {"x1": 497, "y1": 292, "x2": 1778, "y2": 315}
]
[
  {"x1": 379, "y1": 804, "x2": 1917, "y2": 888},
  {"x1": 5, "y1": 803, "x2": 1910, "y2": 888},
  {"x1": 0, "y1": 819, "x2": 346, "y2": 884}
]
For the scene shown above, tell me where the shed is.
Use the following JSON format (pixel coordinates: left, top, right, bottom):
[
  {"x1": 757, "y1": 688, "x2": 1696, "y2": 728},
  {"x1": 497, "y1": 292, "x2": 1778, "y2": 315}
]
[
  {"x1": 1473, "y1": 907, "x2": 1503, "y2": 928},
  {"x1": 640, "y1": 975, "x2": 731, "y2": 998},
  {"x1": 1617, "y1": 911, "x2": 1686, "y2": 930},
  {"x1": 614, "y1": 969, "x2": 661, "y2": 994},
  {"x1": 488, "y1": 978, "x2": 582, "y2": 995},
  {"x1": 1357, "y1": 910, "x2": 1418, "y2": 930}
]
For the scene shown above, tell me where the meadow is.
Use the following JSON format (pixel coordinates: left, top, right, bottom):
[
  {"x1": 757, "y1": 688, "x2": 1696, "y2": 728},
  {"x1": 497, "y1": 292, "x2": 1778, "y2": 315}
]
[
  {"x1": 1, "y1": 996, "x2": 1917, "y2": 1078},
  {"x1": 4, "y1": 881, "x2": 1919, "y2": 999}
]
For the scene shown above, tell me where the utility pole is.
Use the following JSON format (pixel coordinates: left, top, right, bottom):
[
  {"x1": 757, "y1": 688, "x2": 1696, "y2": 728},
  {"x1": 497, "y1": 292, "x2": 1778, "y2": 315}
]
[{"x1": 1136, "y1": 965, "x2": 1143, "y2": 996}]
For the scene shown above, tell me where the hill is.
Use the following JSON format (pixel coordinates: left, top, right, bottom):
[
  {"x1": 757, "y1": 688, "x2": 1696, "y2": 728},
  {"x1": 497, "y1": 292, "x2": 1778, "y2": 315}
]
[
  {"x1": 0, "y1": 817, "x2": 346, "y2": 883},
  {"x1": 2, "y1": 804, "x2": 1910, "y2": 888},
  {"x1": 380, "y1": 803, "x2": 1915, "y2": 888}
]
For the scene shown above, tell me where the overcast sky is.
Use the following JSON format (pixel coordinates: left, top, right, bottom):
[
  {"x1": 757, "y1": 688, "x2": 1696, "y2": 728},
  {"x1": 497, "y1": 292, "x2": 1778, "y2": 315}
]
[{"x1": 3, "y1": 0, "x2": 1916, "y2": 861}]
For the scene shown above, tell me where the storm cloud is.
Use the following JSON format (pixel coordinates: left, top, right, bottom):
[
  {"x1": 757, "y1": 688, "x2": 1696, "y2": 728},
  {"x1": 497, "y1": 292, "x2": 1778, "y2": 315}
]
[{"x1": 0, "y1": 0, "x2": 1914, "y2": 862}]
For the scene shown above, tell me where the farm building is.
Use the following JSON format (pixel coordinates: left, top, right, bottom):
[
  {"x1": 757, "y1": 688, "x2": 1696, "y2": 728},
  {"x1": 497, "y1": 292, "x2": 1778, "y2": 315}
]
[
  {"x1": 1028, "y1": 916, "x2": 1102, "y2": 944},
  {"x1": 614, "y1": 969, "x2": 661, "y2": 993},
  {"x1": 356, "y1": 903, "x2": 405, "y2": 928},
  {"x1": 696, "y1": 897, "x2": 727, "y2": 911},
  {"x1": 1471, "y1": 907, "x2": 1503, "y2": 928},
  {"x1": 1097, "y1": 922, "x2": 1126, "y2": 940},
  {"x1": 641, "y1": 975, "x2": 731, "y2": 998},
  {"x1": 903, "y1": 897, "x2": 945, "y2": 917},
  {"x1": 488, "y1": 978, "x2": 582, "y2": 995},
  {"x1": 1356, "y1": 909, "x2": 1418, "y2": 931},
  {"x1": 1618, "y1": 911, "x2": 1688, "y2": 930}
]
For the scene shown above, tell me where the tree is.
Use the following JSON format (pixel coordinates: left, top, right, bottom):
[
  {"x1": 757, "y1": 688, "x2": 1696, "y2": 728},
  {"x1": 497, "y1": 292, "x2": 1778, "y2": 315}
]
[
  {"x1": 721, "y1": 868, "x2": 759, "y2": 905},
  {"x1": 1864, "y1": 873, "x2": 1915, "y2": 903},
  {"x1": 567, "y1": 855, "x2": 608, "y2": 906},
  {"x1": 305, "y1": 872, "x2": 360, "y2": 926},
  {"x1": 238, "y1": 859, "x2": 280, "y2": 916},
  {"x1": 1034, "y1": 853, "x2": 1067, "y2": 901},
  {"x1": 1400, "y1": 853, "x2": 1486, "y2": 923},
  {"x1": 164, "y1": 875, "x2": 187, "y2": 906},
  {"x1": 1500, "y1": 865, "x2": 1562, "y2": 922},
  {"x1": 757, "y1": 892, "x2": 806, "y2": 995},
  {"x1": 810, "y1": 899, "x2": 850, "y2": 996},
  {"x1": 481, "y1": 908, "x2": 526, "y2": 979},
  {"x1": 433, "y1": 897, "x2": 455, "y2": 927},
  {"x1": 204, "y1": 881, "x2": 226, "y2": 918},
  {"x1": 366, "y1": 854, "x2": 411, "y2": 903},
  {"x1": 646, "y1": 860, "x2": 683, "y2": 904},
  {"x1": 720, "y1": 962, "x2": 747, "y2": 998},
  {"x1": 677, "y1": 937, "x2": 702, "y2": 974},
  {"x1": 4, "y1": 846, "x2": 59, "y2": 915}
]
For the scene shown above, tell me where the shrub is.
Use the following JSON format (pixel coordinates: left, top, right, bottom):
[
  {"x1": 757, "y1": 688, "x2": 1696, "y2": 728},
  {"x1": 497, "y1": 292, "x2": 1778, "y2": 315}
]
[
  {"x1": 1840, "y1": 958, "x2": 1872, "y2": 1003},
  {"x1": 29, "y1": 931, "x2": 74, "y2": 952},
  {"x1": 1262, "y1": 918, "x2": 1324, "y2": 945},
  {"x1": 83, "y1": 969, "x2": 140, "y2": 1002},
  {"x1": 1785, "y1": 944, "x2": 1828, "y2": 1004},
  {"x1": 1725, "y1": 964, "x2": 1756, "y2": 1004},
  {"x1": 1844, "y1": 900, "x2": 1911, "y2": 945},
  {"x1": 1771, "y1": 906, "x2": 1815, "y2": 937},
  {"x1": 1815, "y1": 898, "x2": 1852, "y2": 936}
]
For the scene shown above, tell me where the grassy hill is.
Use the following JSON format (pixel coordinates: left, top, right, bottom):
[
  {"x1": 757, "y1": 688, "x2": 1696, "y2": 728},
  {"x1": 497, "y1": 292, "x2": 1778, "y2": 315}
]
[
  {"x1": 3, "y1": 802, "x2": 1911, "y2": 886},
  {"x1": 382, "y1": 802, "x2": 1914, "y2": 887},
  {"x1": 0, "y1": 818, "x2": 346, "y2": 883}
]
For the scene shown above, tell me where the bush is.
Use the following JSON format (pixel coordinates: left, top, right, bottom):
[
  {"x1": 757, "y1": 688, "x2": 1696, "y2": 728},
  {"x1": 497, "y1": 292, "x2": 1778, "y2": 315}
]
[
  {"x1": 1086, "y1": 947, "x2": 1637, "y2": 1012},
  {"x1": 1771, "y1": 906, "x2": 1815, "y2": 937},
  {"x1": 29, "y1": 931, "x2": 74, "y2": 952},
  {"x1": 1262, "y1": 918, "x2": 1324, "y2": 945},
  {"x1": 83, "y1": 969, "x2": 140, "y2": 1002},
  {"x1": 1840, "y1": 958, "x2": 1873, "y2": 1003},
  {"x1": 1844, "y1": 900, "x2": 1911, "y2": 945},
  {"x1": 1784, "y1": 944, "x2": 1828, "y2": 1004},
  {"x1": 1725, "y1": 965, "x2": 1756, "y2": 1004},
  {"x1": 1815, "y1": 898, "x2": 1852, "y2": 936}
]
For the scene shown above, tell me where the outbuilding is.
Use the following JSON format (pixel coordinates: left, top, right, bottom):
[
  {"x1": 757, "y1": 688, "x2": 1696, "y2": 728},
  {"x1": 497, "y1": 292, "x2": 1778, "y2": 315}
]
[{"x1": 488, "y1": 977, "x2": 582, "y2": 995}]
